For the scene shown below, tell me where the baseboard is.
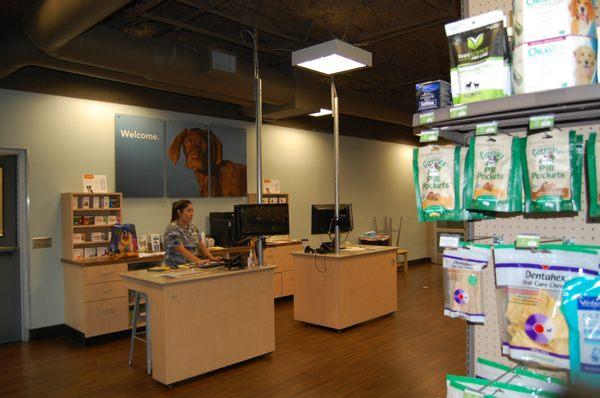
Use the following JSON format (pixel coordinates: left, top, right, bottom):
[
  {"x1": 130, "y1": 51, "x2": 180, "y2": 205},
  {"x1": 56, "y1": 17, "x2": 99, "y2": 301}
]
[
  {"x1": 407, "y1": 257, "x2": 431, "y2": 266},
  {"x1": 29, "y1": 324, "x2": 66, "y2": 341}
]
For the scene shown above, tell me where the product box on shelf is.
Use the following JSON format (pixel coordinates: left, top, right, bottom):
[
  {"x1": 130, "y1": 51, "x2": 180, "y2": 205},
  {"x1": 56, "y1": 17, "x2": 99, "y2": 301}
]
[
  {"x1": 138, "y1": 235, "x2": 148, "y2": 253},
  {"x1": 92, "y1": 197, "x2": 100, "y2": 209},
  {"x1": 91, "y1": 232, "x2": 105, "y2": 242},
  {"x1": 416, "y1": 80, "x2": 452, "y2": 111},
  {"x1": 81, "y1": 196, "x2": 90, "y2": 209},
  {"x1": 84, "y1": 247, "x2": 96, "y2": 258},
  {"x1": 513, "y1": 35, "x2": 597, "y2": 94},
  {"x1": 73, "y1": 248, "x2": 84, "y2": 259},
  {"x1": 102, "y1": 196, "x2": 110, "y2": 208},
  {"x1": 72, "y1": 196, "x2": 79, "y2": 209},
  {"x1": 83, "y1": 216, "x2": 95, "y2": 225},
  {"x1": 107, "y1": 215, "x2": 118, "y2": 225},
  {"x1": 109, "y1": 198, "x2": 120, "y2": 208},
  {"x1": 94, "y1": 216, "x2": 107, "y2": 225},
  {"x1": 73, "y1": 216, "x2": 83, "y2": 226},
  {"x1": 73, "y1": 233, "x2": 85, "y2": 243}
]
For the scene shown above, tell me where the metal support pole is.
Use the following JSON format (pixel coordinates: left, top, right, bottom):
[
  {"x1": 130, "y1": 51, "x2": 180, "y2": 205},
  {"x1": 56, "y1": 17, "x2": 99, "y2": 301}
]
[
  {"x1": 331, "y1": 79, "x2": 340, "y2": 255},
  {"x1": 252, "y1": 27, "x2": 264, "y2": 267}
]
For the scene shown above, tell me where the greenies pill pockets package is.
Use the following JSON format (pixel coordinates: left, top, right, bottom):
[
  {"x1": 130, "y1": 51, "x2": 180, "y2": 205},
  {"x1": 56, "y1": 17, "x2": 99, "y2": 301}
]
[
  {"x1": 459, "y1": 147, "x2": 492, "y2": 221},
  {"x1": 445, "y1": 374, "x2": 560, "y2": 398},
  {"x1": 522, "y1": 130, "x2": 583, "y2": 213},
  {"x1": 587, "y1": 132, "x2": 600, "y2": 217},
  {"x1": 466, "y1": 134, "x2": 523, "y2": 212}
]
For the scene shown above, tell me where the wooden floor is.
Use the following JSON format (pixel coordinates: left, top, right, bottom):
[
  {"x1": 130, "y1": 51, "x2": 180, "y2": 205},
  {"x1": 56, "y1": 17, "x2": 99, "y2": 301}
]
[{"x1": 0, "y1": 264, "x2": 466, "y2": 398}]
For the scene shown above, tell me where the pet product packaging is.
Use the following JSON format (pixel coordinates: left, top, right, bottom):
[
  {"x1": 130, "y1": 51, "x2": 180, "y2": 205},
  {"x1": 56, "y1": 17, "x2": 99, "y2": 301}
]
[
  {"x1": 466, "y1": 135, "x2": 524, "y2": 212},
  {"x1": 84, "y1": 248, "x2": 96, "y2": 258},
  {"x1": 475, "y1": 357, "x2": 567, "y2": 393},
  {"x1": 495, "y1": 244, "x2": 600, "y2": 369},
  {"x1": 416, "y1": 80, "x2": 452, "y2": 111},
  {"x1": 522, "y1": 130, "x2": 583, "y2": 212},
  {"x1": 445, "y1": 10, "x2": 511, "y2": 105},
  {"x1": 443, "y1": 243, "x2": 491, "y2": 323},
  {"x1": 413, "y1": 145, "x2": 460, "y2": 222},
  {"x1": 446, "y1": 374, "x2": 560, "y2": 398},
  {"x1": 458, "y1": 147, "x2": 492, "y2": 221},
  {"x1": 73, "y1": 248, "x2": 84, "y2": 259},
  {"x1": 109, "y1": 224, "x2": 139, "y2": 258},
  {"x1": 562, "y1": 276, "x2": 600, "y2": 388},
  {"x1": 513, "y1": 0, "x2": 597, "y2": 46},
  {"x1": 587, "y1": 132, "x2": 600, "y2": 217},
  {"x1": 512, "y1": 36, "x2": 597, "y2": 95}
]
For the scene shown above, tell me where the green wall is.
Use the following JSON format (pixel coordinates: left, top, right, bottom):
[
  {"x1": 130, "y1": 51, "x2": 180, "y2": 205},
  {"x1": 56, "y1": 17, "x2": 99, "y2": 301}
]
[{"x1": 0, "y1": 88, "x2": 425, "y2": 329}]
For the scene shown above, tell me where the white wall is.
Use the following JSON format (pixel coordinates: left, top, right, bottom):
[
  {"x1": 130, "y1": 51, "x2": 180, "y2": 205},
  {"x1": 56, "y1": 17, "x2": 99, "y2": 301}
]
[{"x1": 0, "y1": 88, "x2": 425, "y2": 329}]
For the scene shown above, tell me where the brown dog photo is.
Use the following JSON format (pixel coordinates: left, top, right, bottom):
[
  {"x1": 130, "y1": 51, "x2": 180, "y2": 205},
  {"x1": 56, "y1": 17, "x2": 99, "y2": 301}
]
[
  {"x1": 574, "y1": 45, "x2": 596, "y2": 85},
  {"x1": 570, "y1": 0, "x2": 596, "y2": 36}
]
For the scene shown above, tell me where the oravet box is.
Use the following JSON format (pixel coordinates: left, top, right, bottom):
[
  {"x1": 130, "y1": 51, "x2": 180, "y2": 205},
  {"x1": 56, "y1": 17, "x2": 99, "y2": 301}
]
[
  {"x1": 416, "y1": 80, "x2": 452, "y2": 111},
  {"x1": 513, "y1": 0, "x2": 597, "y2": 46}
]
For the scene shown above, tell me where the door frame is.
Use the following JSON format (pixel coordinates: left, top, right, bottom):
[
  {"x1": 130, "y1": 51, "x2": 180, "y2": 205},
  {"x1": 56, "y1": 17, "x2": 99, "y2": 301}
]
[{"x1": 0, "y1": 148, "x2": 30, "y2": 341}]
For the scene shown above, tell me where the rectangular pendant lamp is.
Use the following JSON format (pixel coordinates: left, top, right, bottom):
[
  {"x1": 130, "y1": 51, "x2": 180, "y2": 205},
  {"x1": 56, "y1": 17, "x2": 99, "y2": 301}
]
[
  {"x1": 292, "y1": 39, "x2": 372, "y2": 75},
  {"x1": 309, "y1": 108, "x2": 333, "y2": 117}
]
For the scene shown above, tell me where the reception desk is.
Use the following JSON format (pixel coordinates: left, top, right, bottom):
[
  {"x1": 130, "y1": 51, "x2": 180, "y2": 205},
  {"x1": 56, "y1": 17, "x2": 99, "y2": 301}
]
[
  {"x1": 120, "y1": 266, "x2": 275, "y2": 385},
  {"x1": 291, "y1": 246, "x2": 398, "y2": 331}
]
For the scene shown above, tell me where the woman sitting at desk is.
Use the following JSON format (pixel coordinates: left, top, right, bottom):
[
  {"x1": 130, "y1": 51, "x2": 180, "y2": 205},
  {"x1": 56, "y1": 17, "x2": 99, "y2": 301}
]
[{"x1": 164, "y1": 200, "x2": 220, "y2": 267}]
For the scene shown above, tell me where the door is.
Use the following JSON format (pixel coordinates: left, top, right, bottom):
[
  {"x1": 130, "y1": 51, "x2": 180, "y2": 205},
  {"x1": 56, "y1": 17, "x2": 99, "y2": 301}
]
[{"x1": 0, "y1": 155, "x2": 20, "y2": 343}]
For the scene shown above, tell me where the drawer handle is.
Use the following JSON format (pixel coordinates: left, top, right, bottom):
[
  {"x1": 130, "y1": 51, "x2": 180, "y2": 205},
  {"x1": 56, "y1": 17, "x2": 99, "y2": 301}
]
[
  {"x1": 102, "y1": 288, "x2": 113, "y2": 294},
  {"x1": 100, "y1": 271, "x2": 113, "y2": 276},
  {"x1": 103, "y1": 308, "x2": 115, "y2": 314}
]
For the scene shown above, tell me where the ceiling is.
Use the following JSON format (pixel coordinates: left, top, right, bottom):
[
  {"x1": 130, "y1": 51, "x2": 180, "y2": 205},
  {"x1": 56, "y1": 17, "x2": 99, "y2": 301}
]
[{"x1": 0, "y1": 0, "x2": 461, "y2": 143}]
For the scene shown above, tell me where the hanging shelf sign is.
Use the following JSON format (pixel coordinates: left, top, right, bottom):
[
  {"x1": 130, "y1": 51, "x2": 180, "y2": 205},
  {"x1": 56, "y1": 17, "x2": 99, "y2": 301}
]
[
  {"x1": 475, "y1": 121, "x2": 498, "y2": 136},
  {"x1": 418, "y1": 112, "x2": 435, "y2": 125},
  {"x1": 449, "y1": 105, "x2": 468, "y2": 119},
  {"x1": 529, "y1": 114, "x2": 555, "y2": 130}
]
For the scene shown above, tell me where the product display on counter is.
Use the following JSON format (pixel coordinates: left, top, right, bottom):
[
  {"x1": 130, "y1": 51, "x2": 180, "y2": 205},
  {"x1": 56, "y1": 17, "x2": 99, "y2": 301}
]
[
  {"x1": 446, "y1": 374, "x2": 560, "y2": 397},
  {"x1": 445, "y1": 10, "x2": 511, "y2": 105},
  {"x1": 495, "y1": 244, "x2": 600, "y2": 369},
  {"x1": 109, "y1": 223, "x2": 139, "y2": 258},
  {"x1": 443, "y1": 243, "x2": 491, "y2": 323},
  {"x1": 416, "y1": 80, "x2": 452, "y2": 111},
  {"x1": 474, "y1": 357, "x2": 567, "y2": 393},
  {"x1": 587, "y1": 132, "x2": 600, "y2": 217},
  {"x1": 562, "y1": 276, "x2": 600, "y2": 388},
  {"x1": 522, "y1": 130, "x2": 584, "y2": 213},
  {"x1": 466, "y1": 134, "x2": 523, "y2": 213},
  {"x1": 413, "y1": 145, "x2": 460, "y2": 222}
]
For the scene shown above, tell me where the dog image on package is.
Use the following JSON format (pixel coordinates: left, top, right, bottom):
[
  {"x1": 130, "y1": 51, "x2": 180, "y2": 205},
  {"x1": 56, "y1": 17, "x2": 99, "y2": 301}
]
[{"x1": 513, "y1": 0, "x2": 597, "y2": 46}]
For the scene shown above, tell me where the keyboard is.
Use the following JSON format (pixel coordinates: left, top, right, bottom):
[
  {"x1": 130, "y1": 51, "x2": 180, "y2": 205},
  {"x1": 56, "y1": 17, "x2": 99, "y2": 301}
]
[{"x1": 199, "y1": 261, "x2": 229, "y2": 269}]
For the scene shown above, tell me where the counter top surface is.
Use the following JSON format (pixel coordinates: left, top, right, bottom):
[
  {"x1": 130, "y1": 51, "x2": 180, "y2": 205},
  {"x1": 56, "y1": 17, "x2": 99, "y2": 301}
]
[
  {"x1": 291, "y1": 245, "x2": 397, "y2": 258},
  {"x1": 120, "y1": 265, "x2": 276, "y2": 286}
]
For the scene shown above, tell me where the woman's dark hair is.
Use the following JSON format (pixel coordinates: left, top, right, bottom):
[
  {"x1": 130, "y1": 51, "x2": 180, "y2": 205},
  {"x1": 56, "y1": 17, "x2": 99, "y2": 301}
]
[{"x1": 171, "y1": 200, "x2": 193, "y2": 222}]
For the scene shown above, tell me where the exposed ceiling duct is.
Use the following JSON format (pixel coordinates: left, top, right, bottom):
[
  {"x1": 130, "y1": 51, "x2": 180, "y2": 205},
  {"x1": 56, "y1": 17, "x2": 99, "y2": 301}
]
[{"x1": 1, "y1": 0, "x2": 413, "y2": 127}]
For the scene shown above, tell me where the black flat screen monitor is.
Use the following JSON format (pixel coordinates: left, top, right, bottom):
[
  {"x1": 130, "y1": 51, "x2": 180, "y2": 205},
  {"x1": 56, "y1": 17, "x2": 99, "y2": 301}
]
[
  {"x1": 311, "y1": 204, "x2": 353, "y2": 235},
  {"x1": 209, "y1": 212, "x2": 239, "y2": 247},
  {"x1": 234, "y1": 204, "x2": 290, "y2": 237}
]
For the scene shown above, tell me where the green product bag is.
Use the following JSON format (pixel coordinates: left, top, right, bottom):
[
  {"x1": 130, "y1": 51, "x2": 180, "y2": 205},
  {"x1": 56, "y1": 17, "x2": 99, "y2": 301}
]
[
  {"x1": 413, "y1": 145, "x2": 461, "y2": 222},
  {"x1": 587, "y1": 133, "x2": 600, "y2": 217},
  {"x1": 522, "y1": 130, "x2": 583, "y2": 213},
  {"x1": 446, "y1": 375, "x2": 560, "y2": 398},
  {"x1": 466, "y1": 135, "x2": 523, "y2": 212},
  {"x1": 458, "y1": 147, "x2": 493, "y2": 221}
]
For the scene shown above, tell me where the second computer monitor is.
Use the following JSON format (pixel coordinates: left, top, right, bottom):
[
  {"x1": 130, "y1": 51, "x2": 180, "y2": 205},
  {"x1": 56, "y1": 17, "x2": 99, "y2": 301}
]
[{"x1": 311, "y1": 204, "x2": 353, "y2": 235}]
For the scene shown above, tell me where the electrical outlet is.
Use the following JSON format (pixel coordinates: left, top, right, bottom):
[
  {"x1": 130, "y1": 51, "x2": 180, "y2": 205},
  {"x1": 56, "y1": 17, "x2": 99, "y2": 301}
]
[{"x1": 32, "y1": 237, "x2": 52, "y2": 249}]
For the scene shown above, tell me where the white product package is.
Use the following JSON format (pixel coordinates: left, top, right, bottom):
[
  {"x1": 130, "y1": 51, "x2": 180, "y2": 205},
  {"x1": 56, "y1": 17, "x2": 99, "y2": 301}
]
[
  {"x1": 475, "y1": 357, "x2": 567, "y2": 393},
  {"x1": 513, "y1": 36, "x2": 597, "y2": 94},
  {"x1": 495, "y1": 245, "x2": 600, "y2": 369},
  {"x1": 443, "y1": 244, "x2": 491, "y2": 323},
  {"x1": 446, "y1": 374, "x2": 560, "y2": 398},
  {"x1": 513, "y1": 0, "x2": 597, "y2": 46}
]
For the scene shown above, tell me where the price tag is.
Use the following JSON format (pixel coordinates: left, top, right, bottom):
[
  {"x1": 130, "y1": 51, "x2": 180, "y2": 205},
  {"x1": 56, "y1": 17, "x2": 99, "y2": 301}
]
[
  {"x1": 449, "y1": 105, "x2": 468, "y2": 119},
  {"x1": 418, "y1": 112, "x2": 435, "y2": 125},
  {"x1": 529, "y1": 115, "x2": 555, "y2": 130},
  {"x1": 419, "y1": 130, "x2": 439, "y2": 143},
  {"x1": 475, "y1": 121, "x2": 498, "y2": 135},
  {"x1": 439, "y1": 234, "x2": 461, "y2": 249},
  {"x1": 515, "y1": 234, "x2": 540, "y2": 249}
]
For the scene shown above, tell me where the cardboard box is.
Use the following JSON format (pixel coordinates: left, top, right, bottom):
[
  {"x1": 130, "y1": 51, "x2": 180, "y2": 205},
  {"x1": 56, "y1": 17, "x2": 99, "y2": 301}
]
[
  {"x1": 92, "y1": 197, "x2": 100, "y2": 209},
  {"x1": 74, "y1": 249, "x2": 84, "y2": 259},
  {"x1": 84, "y1": 248, "x2": 96, "y2": 258},
  {"x1": 73, "y1": 233, "x2": 85, "y2": 243}
]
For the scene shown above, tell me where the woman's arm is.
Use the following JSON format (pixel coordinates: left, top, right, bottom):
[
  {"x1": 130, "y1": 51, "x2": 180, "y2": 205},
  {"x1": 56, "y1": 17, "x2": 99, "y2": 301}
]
[
  {"x1": 198, "y1": 240, "x2": 220, "y2": 261},
  {"x1": 175, "y1": 244, "x2": 206, "y2": 265}
]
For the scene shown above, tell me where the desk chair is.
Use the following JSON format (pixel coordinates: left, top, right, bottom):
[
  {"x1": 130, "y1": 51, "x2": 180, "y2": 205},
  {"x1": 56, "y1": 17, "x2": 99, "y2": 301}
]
[{"x1": 128, "y1": 291, "x2": 152, "y2": 375}]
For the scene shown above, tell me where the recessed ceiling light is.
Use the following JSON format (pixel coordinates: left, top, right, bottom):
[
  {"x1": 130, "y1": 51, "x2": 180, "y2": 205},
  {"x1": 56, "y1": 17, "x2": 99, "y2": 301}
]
[{"x1": 292, "y1": 39, "x2": 372, "y2": 75}]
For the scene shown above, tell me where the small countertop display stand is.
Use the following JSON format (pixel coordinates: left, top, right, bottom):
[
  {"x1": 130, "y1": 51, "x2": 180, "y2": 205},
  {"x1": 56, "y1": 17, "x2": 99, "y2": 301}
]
[
  {"x1": 120, "y1": 265, "x2": 276, "y2": 386},
  {"x1": 291, "y1": 245, "x2": 398, "y2": 331}
]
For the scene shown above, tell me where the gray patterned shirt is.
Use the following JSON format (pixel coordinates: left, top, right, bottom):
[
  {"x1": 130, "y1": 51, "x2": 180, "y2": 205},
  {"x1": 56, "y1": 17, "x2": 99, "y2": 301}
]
[{"x1": 164, "y1": 221, "x2": 200, "y2": 266}]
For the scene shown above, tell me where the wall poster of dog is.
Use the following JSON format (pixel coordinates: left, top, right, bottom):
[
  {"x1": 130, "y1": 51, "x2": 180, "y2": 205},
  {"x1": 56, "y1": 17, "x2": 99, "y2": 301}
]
[{"x1": 166, "y1": 120, "x2": 247, "y2": 197}]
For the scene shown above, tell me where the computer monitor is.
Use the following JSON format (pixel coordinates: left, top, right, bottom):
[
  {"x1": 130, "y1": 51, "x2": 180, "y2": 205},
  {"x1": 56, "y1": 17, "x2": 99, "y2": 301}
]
[
  {"x1": 311, "y1": 204, "x2": 353, "y2": 235},
  {"x1": 234, "y1": 204, "x2": 290, "y2": 237},
  {"x1": 209, "y1": 212, "x2": 239, "y2": 247}
]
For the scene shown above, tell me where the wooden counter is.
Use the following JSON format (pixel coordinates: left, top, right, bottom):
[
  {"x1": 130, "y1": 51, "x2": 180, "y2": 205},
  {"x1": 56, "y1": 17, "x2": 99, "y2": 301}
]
[
  {"x1": 291, "y1": 245, "x2": 398, "y2": 331},
  {"x1": 120, "y1": 266, "x2": 275, "y2": 385}
]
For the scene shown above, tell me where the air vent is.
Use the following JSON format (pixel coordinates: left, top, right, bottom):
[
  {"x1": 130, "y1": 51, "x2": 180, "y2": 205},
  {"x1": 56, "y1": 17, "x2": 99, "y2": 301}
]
[{"x1": 211, "y1": 49, "x2": 237, "y2": 74}]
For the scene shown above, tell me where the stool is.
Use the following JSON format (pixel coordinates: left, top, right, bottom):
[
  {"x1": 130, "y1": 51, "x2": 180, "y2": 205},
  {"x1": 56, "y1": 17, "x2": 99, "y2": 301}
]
[
  {"x1": 128, "y1": 291, "x2": 152, "y2": 375},
  {"x1": 396, "y1": 249, "x2": 409, "y2": 272}
]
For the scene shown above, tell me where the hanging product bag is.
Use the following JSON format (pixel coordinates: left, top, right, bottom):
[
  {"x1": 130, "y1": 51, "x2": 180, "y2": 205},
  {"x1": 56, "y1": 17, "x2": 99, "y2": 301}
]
[
  {"x1": 495, "y1": 244, "x2": 599, "y2": 369},
  {"x1": 459, "y1": 147, "x2": 492, "y2": 221},
  {"x1": 587, "y1": 132, "x2": 600, "y2": 217},
  {"x1": 446, "y1": 374, "x2": 560, "y2": 398},
  {"x1": 522, "y1": 130, "x2": 583, "y2": 213},
  {"x1": 466, "y1": 134, "x2": 523, "y2": 212}
]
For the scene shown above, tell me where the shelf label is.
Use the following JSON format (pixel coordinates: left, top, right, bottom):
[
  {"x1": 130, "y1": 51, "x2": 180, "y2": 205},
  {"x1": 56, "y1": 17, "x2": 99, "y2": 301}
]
[
  {"x1": 475, "y1": 121, "x2": 498, "y2": 135},
  {"x1": 419, "y1": 130, "x2": 439, "y2": 143},
  {"x1": 439, "y1": 234, "x2": 461, "y2": 249},
  {"x1": 515, "y1": 234, "x2": 540, "y2": 249},
  {"x1": 449, "y1": 105, "x2": 468, "y2": 119},
  {"x1": 419, "y1": 112, "x2": 435, "y2": 125},
  {"x1": 529, "y1": 115, "x2": 555, "y2": 130}
]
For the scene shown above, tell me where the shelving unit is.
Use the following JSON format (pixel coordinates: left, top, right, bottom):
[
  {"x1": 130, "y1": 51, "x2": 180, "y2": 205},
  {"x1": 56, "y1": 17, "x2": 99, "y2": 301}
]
[{"x1": 247, "y1": 192, "x2": 289, "y2": 205}]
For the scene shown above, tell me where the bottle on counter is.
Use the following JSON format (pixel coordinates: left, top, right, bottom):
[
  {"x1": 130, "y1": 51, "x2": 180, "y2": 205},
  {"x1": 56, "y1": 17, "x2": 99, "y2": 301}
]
[
  {"x1": 247, "y1": 250, "x2": 255, "y2": 268},
  {"x1": 200, "y1": 230, "x2": 206, "y2": 246}
]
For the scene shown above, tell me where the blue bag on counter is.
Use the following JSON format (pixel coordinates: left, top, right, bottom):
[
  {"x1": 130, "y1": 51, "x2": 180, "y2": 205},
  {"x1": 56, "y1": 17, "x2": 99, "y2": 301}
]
[{"x1": 109, "y1": 223, "x2": 139, "y2": 258}]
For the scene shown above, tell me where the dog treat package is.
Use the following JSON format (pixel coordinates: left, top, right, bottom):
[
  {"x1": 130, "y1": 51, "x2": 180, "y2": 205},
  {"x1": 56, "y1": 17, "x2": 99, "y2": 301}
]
[
  {"x1": 459, "y1": 147, "x2": 492, "y2": 221},
  {"x1": 466, "y1": 135, "x2": 524, "y2": 213},
  {"x1": 513, "y1": 36, "x2": 597, "y2": 95},
  {"x1": 587, "y1": 132, "x2": 600, "y2": 217},
  {"x1": 475, "y1": 357, "x2": 567, "y2": 394},
  {"x1": 562, "y1": 276, "x2": 600, "y2": 388},
  {"x1": 495, "y1": 244, "x2": 600, "y2": 369},
  {"x1": 413, "y1": 145, "x2": 461, "y2": 222},
  {"x1": 443, "y1": 243, "x2": 491, "y2": 323},
  {"x1": 522, "y1": 130, "x2": 584, "y2": 213},
  {"x1": 445, "y1": 10, "x2": 511, "y2": 105},
  {"x1": 513, "y1": 0, "x2": 597, "y2": 46},
  {"x1": 446, "y1": 374, "x2": 560, "y2": 398},
  {"x1": 109, "y1": 224, "x2": 139, "y2": 258}
]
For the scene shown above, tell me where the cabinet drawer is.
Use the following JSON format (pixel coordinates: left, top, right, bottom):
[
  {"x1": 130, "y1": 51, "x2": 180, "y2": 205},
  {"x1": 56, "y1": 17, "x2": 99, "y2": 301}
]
[
  {"x1": 273, "y1": 272, "x2": 283, "y2": 299},
  {"x1": 83, "y1": 263, "x2": 127, "y2": 284},
  {"x1": 282, "y1": 270, "x2": 294, "y2": 297},
  {"x1": 84, "y1": 281, "x2": 127, "y2": 302},
  {"x1": 84, "y1": 297, "x2": 128, "y2": 337}
]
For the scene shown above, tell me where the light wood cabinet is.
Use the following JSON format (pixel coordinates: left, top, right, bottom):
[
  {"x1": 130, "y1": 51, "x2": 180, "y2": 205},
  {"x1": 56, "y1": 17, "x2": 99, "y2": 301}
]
[{"x1": 264, "y1": 242, "x2": 302, "y2": 298}]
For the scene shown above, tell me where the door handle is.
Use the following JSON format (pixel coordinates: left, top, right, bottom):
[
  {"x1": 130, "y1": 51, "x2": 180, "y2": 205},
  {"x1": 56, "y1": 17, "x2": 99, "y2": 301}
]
[{"x1": 0, "y1": 246, "x2": 18, "y2": 253}]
